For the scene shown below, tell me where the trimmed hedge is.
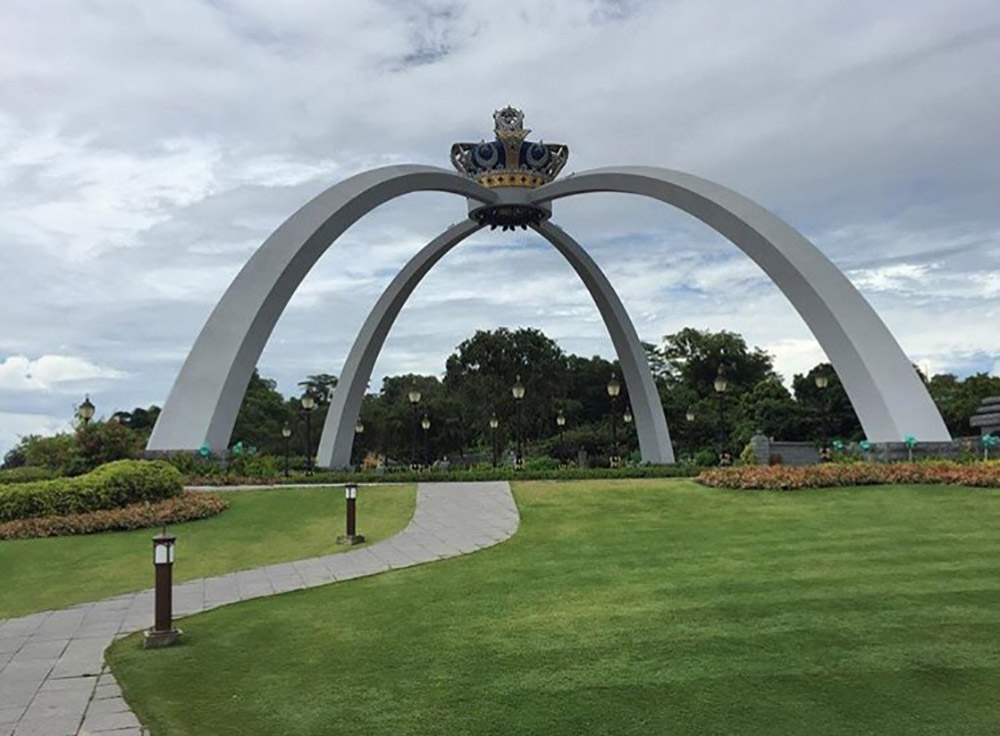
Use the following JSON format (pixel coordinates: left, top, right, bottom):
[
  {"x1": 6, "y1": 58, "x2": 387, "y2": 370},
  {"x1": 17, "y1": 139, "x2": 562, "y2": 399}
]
[
  {"x1": 185, "y1": 464, "x2": 706, "y2": 486},
  {"x1": 697, "y1": 461, "x2": 1000, "y2": 491},
  {"x1": 0, "y1": 492, "x2": 227, "y2": 539},
  {"x1": 0, "y1": 460, "x2": 183, "y2": 522},
  {"x1": 0, "y1": 467, "x2": 59, "y2": 485}
]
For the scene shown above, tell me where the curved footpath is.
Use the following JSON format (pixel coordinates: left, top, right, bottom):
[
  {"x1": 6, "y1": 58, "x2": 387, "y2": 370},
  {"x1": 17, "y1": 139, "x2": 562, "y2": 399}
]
[{"x1": 0, "y1": 481, "x2": 519, "y2": 736}]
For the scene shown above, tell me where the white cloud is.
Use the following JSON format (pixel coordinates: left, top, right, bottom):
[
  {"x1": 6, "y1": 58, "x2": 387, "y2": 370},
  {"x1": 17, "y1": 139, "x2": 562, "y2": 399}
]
[
  {"x1": 0, "y1": 355, "x2": 126, "y2": 392},
  {"x1": 1, "y1": 0, "x2": 999, "y2": 455}
]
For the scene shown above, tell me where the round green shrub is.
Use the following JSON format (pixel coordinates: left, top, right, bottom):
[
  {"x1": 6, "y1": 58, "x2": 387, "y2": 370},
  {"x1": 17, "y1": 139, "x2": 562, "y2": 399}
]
[{"x1": 0, "y1": 460, "x2": 183, "y2": 522}]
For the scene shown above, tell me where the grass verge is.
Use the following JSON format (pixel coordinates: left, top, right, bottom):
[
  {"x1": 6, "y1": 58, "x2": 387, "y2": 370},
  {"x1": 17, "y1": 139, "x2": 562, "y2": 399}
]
[
  {"x1": 108, "y1": 479, "x2": 1000, "y2": 735},
  {"x1": 0, "y1": 484, "x2": 415, "y2": 619}
]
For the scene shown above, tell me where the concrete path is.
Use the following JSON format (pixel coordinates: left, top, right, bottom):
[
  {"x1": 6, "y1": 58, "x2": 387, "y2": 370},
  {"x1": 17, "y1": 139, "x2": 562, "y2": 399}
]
[{"x1": 0, "y1": 482, "x2": 519, "y2": 736}]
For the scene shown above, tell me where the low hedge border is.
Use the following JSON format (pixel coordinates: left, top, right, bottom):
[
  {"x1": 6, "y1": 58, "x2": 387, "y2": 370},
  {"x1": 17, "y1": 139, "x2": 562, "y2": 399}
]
[
  {"x1": 184, "y1": 464, "x2": 706, "y2": 486},
  {"x1": 0, "y1": 467, "x2": 59, "y2": 485},
  {"x1": 0, "y1": 492, "x2": 228, "y2": 539},
  {"x1": 0, "y1": 460, "x2": 183, "y2": 522},
  {"x1": 697, "y1": 461, "x2": 1000, "y2": 491}
]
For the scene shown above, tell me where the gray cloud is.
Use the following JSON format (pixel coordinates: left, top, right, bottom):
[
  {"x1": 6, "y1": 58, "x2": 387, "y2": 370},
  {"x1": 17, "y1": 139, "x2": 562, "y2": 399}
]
[{"x1": 1, "y1": 0, "x2": 998, "y2": 453}]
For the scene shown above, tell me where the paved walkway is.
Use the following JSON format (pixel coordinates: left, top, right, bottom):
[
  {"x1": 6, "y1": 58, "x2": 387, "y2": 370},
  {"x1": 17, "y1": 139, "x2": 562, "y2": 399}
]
[{"x1": 0, "y1": 482, "x2": 519, "y2": 736}]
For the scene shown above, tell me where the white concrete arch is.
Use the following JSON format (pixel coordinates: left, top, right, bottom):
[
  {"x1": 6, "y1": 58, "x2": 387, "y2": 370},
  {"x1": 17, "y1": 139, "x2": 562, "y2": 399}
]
[
  {"x1": 530, "y1": 167, "x2": 950, "y2": 441},
  {"x1": 316, "y1": 220, "x2": 674, "y2": 468},
  {"x1": 147, "y1": 166, "x2": 496, "y2": 453}
]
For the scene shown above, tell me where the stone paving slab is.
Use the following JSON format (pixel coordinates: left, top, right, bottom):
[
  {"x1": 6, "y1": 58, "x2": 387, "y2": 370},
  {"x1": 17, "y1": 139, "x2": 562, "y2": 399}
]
[{"x1": 0, "y1": 481, "x2": 517, "y2": 735}]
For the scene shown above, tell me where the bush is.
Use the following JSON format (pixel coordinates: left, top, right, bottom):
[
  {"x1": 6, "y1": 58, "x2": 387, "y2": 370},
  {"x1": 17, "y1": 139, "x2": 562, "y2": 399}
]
[
  {"x1": 697, "y1": 461, "x2": 1000, "y2": 491},
  {"x1": 0, "y1": 467, "x2": 59, "y2": 485},
  {"x1": 0, "y1": 460, "x2": 183, "y2": 522},
  {"x1": 0, "y1": 492, "x2": 227, "y2": 539},
  {"x1": 185, "y1": 463, "x2": 706, "y2": 486}
]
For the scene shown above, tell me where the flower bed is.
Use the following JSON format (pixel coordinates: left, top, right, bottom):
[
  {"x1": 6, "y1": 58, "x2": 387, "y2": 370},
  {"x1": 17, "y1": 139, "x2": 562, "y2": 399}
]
[
  {"x1": 0, "y1": 492, "x2": 227, "y2": 539},
  {"x1": 697, "y1": 461, "x2": 1000, "y2": 491},
  {"x1": 0, "y1": 460, "x2": 183, "y2": 522}
]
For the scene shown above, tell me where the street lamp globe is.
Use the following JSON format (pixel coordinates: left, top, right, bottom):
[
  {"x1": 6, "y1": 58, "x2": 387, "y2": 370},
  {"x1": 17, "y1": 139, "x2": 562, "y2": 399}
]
[
  {"x1": 421, "y1": 414, "x2": 431, "y2": 431},
  {"x1": 623, "y1": 407, "x2": 633, "y2": 424},
  {"x1": 489, "y1": 414, "x2": 499, "y2": 430},
  {"x1": 606, "y1": 374, "x2": 621, "y2": 398},
  {"x1": 300, "y1": 393, "x2": 316, "y2": 411},
  {"x1": 686, "y1": 406, "x2": 696, "y2": 422},
  {"x1": 355, "y1": 419, "x2": 365, "y2": 434},
  {"x1": 815, "y1": 374, "x2": 829, "y2": 389},
  {"x1": 281, "y1": 423, "x2": 292, "y2": 439},
  {"x1": 408, "y1": 387, "x2": 422, "y2": 405},
  {"x1": 713, "y1": 367, "x2": 729, "y2": 393},
  {"x1": 556, "y1": 409, "x2": 566, "y2": 427},
  {"x1": 512, "y1": 375, "x2": 525, "y2": 400},
  {"x1": 77, "y1": 395, "x2": 96, "y2": 424}
]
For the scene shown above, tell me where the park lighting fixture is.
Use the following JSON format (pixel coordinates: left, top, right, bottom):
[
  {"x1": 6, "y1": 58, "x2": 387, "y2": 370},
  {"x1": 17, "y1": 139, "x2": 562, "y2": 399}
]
[
  {"x1": 337, "y1": 483, "x2": 365, "y2": 546},
  {"x1": 623, "y1": 407, "x2": 633, "y2": 424},
  {"x1": 144, "y1": 529, "x2": 181, "y2": 649},
  {"x1": 489, "y1": 414, "x2": 499, "y2": 430},
  {"x1": 606, "y1": 374, "x2": 621, "y2": 398},
  {"x1": 421, "y1": 414, "x2": 431, "y2": 431},
  {"x1": 355, "y1": 419, "x2": 364, "y2": 434},
  {"x1": 281, "y1": 423, "x2": 292, "y2": 439},
  {"x1": 300, "y1": 393, "x2": 317, "y2": 411},
  {"x1": 686, "y1": 407, "x2": 696, "y2": 422},
  {"x1": 556, "y1": 409, "x2": 566, "y2": 427},
  {"x1": 408, "y1": 387, "x2": 421, "y2": 405},
  {"x1": 714, "y1": 366, "x2": 729, "y2": 393},
  {"x1": 511, "y1": 375, "x2": 525, "y2": 400},
  {"x1": 815, "y1": 374, "x2": 829, "y2": 389},
  {"x1": 77, "y1": 395, "x2": 95, "y2": 425}
]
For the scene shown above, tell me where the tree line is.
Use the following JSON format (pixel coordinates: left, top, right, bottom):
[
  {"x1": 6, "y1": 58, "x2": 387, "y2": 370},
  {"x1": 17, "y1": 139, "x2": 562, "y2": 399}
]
[{"x1": 4, "y1": 326, "x2": 997, "y2": 471}]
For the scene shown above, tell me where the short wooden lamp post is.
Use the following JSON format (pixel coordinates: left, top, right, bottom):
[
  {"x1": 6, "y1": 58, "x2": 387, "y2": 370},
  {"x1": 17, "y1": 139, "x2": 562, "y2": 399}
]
[
  {"x1": 336, "y1": 483, "x2": 365, "y2": 546},
  {"x1": 144, "y1": 529, "x2": 182, "y2": 649}
]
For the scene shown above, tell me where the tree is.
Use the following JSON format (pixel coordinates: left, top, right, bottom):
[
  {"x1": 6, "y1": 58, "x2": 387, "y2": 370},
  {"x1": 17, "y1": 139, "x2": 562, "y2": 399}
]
[
  {"x1": 232, "y1": 370, "x2": 296, "y2": 454},
  {"x1": 792, "y1": 363, "x2": 862, "y2": 442},
  {"x1": 297, "y1": 374, "x2": 339, "y2": 405},
  {"x1": 927, "y1": 372, "x2": 1000, "y2": 437}
]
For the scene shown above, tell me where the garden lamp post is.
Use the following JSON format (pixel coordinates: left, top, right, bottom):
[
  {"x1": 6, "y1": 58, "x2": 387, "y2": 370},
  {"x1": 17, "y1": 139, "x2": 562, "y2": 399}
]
[
  {"x1": 556, "y1": 408, "x2": 566, "y2": 461},
  {"x1": 607, "y1": 374, "x2": 621, "y2": 468},
  {"x1": 354, "y1": 418, "x2": 364, "y2": 468},
  {"x1": 77, "y1": 395, "x2": 95, "y2": 427},
  {"x1": 336, "y1": 483, "x2": 365, "y2": 545},
  {"x1": 489, "y1": 413, "x2": 499, "y2": 469},
  {"x1": 512, "y1": 375, "x2": 525, "y2": 470},
  {"x1": 714, "y1": 365, "x2": 730, "y2": 464},
  {"x1": 815, "y1": 372, "x2": 830, "y2": 453},
  {"x1": 281, "y1": 423, "x2": 292, "y2": 478},
  {"x1": 301, "y1": 392, "x2": 317, "y2": 475},
  {"x1": 421, "y1": 413, "x2": 431, "y2": 468},
  {"x1": 408, "y1": 387, "x2": 422, "y2": 469},
  {"x1": 144, "y1": 529, "x2": 181, "y2": 649}
]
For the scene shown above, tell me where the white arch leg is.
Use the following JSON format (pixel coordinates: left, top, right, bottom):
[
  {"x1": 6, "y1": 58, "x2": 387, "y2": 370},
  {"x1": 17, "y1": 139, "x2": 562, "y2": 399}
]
[
  {"x1": 147, "y1": 166, "x2": 494, "y2": 453},
  {"x1": 317, "y1": 220, "x2": 674, "y2": 468},
  {"x1": 534, "y1": 222, "x2": 674, "y2": 463},
  {"x1": 531, "y1": 167, "x2": 949, "y2": 441}
]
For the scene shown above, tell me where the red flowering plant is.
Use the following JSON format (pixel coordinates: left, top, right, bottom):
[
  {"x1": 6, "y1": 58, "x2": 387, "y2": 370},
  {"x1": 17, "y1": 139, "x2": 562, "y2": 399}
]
[{"x1": 697, "y1": 461, "x2": 1000, "y2": 491}]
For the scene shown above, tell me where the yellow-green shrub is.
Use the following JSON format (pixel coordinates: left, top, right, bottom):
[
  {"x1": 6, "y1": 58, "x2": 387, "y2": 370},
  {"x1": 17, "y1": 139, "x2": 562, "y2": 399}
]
[{"x1": 0, "y1": 460, "x2": 183, "y2": 522}]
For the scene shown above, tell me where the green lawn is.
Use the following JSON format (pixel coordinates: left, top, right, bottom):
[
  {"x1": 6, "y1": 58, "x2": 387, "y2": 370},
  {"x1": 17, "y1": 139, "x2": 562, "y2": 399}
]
[
  {"x1": 0, "y1": 485, "x2": 415, "y2": 619},
  {"x1": 107, "y1": 479, "x2": 1000, "y2": 736}
]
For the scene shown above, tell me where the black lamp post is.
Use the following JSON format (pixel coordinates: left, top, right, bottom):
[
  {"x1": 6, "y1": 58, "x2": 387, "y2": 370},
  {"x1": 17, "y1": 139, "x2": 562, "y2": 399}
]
[
  {"x1": 512, "y1": 375, "x2": 525, "y2": 470},
  {"x1": 354, "y1": 418, "x2": 365, "y2": 468},
  {"x1": 607, "y1": 374, "x2": 621, "y2": 468},
  {"x1": 144, "y1": 529, "x2": 181, "y2": 649},
  {"x1": 714, "y1": 365, "x2": 730, "y2": 464},
  {"x1": 556, "y1": 408, "x2": 566, "y2": 461},
  {"x1": 301, "y1": 392, "x2": 317, "y2": 475},
  {"x1": 489, "y1": 413, "x2": 499, "y2": 469},
  {"x1": 281, "y1": 423, "x2": 292, "y2": 478},
  {"x1": 77, "y1": 395, "x2": 95, "y2": 427},
  {"x1": 408, "y1": 387, "x2": 421, "y2": 470},
  {"x1": 815, "y1": 372, "x2": 830, "y2": 458},
  {"x1": 421, "y1": 413, "x2": 431, "y2": 468},
  {"x1": 337, "y1": 483, "x2": 365, "y2": 545}
]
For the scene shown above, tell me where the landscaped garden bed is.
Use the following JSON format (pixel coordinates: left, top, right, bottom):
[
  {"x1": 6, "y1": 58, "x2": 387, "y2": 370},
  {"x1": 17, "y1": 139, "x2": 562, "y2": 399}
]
[{"x1": 698, "y1": 460, "x2": 1000, "y2": 490}]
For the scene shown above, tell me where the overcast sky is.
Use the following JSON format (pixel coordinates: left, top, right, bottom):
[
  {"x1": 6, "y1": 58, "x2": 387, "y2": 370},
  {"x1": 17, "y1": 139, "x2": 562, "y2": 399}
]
[{"x1": 1, "y1": 0, "x2": 998, "y2": 455}]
